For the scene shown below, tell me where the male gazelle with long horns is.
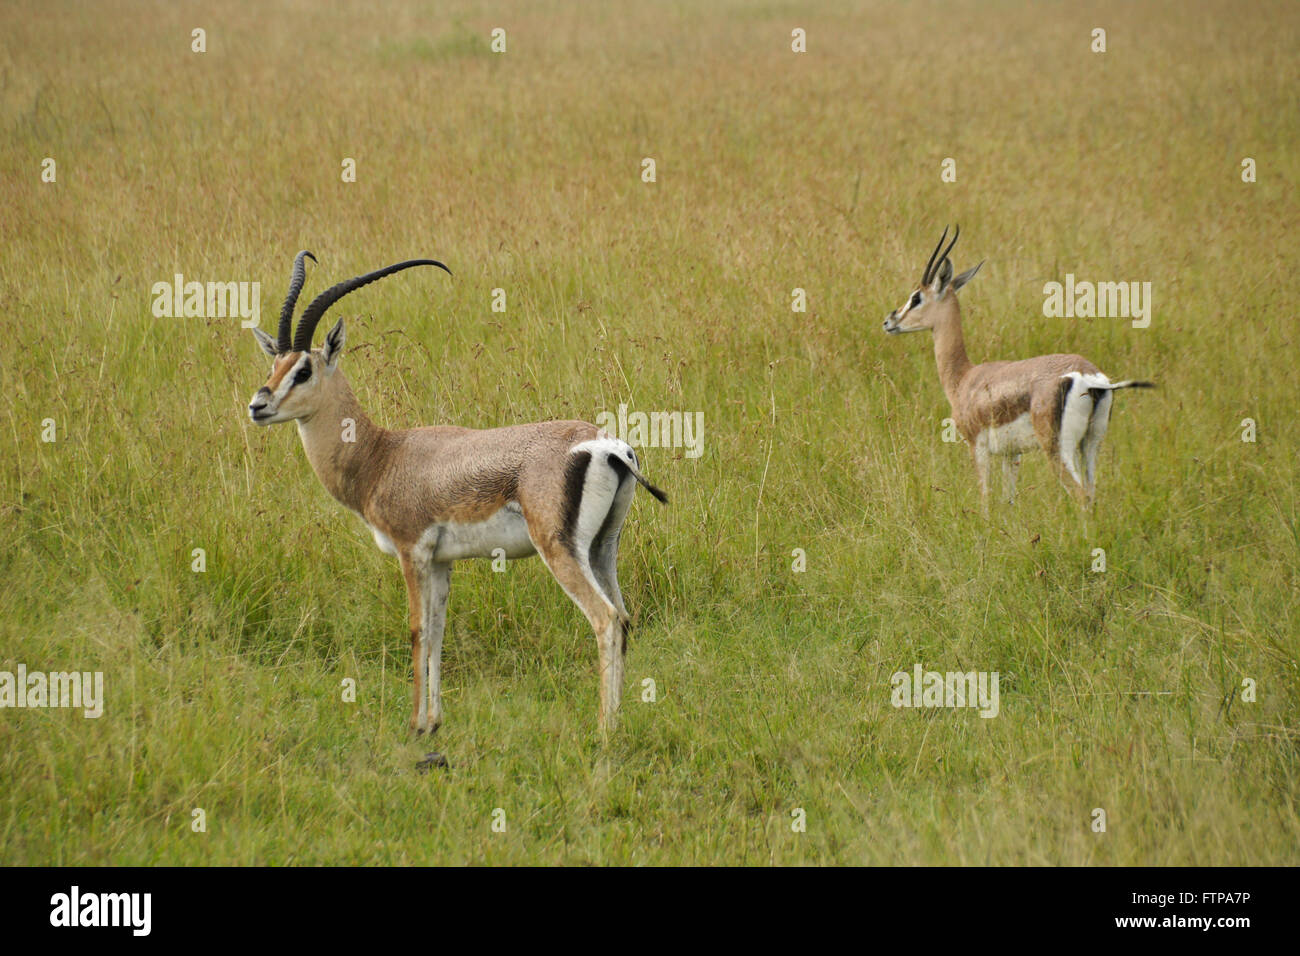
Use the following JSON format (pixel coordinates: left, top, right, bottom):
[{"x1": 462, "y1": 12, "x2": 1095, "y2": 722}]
[
  {"x1": 882, "y1": 227, "x2": 1152, "y2": 509},
  {"x1": 247, "y1": 252, "x2": 666, "y2": 763}
]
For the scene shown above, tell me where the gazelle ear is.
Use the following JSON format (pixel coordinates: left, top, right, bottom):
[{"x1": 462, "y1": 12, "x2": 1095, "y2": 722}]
[
  {"x1": 323, "y1": 317, "x2": 346, "y2": 367},
  {"x1": 951, "y1": 260, "x2": 984, "y2": 292},
  {"x1": 251, "y1": 325, "x2": 279, "y2": 358},
  {"x1": 933, "y1": 257, "x2": 954, "y2": 291}
]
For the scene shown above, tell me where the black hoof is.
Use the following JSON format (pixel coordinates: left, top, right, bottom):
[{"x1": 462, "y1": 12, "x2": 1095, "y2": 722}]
[{"x1": 416, "y1": 751, "x2": 449, "y2": 772}]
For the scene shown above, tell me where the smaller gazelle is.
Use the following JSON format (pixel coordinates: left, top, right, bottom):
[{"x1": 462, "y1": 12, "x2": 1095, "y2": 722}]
[
  {"x1": 882, "y1": 227, "x2": 1152, "y2": 508},
  {"x1": 248, "y1": 252, "x2": 666, "y2": 765}
]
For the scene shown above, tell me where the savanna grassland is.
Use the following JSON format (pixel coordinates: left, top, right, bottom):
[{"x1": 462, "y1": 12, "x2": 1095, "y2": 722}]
[{"x1": 1, "y1": 1, "x2": 1297, "y2": 865}]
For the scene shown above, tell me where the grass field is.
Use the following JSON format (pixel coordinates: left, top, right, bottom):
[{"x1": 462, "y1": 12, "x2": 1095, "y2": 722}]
[{"x1": 1, "y1": 0, "x2": 1297, "y2": 865}]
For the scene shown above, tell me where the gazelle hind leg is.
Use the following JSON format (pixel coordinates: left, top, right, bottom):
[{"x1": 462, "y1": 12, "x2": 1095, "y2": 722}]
[
  {"x1": 590, "y1": 471, "x2": 635, "y2": 623},
  {"x1": 534, "y1": 539, "x2": 624, "y2": 732},
  {"x1": 532, "y1": 444, "x2": 632, "y2": 732},
  {"x1": 1056, "y1": 374, "x2": 1094, "y2": 502},
  {"x1": 1081, "y1": 390, "x2": 1113, "y2": 501}
]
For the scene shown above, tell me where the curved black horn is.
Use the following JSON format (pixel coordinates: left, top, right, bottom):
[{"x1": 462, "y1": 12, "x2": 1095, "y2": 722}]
[
  {"x1": 922, "y1": 226, "x2": 949, "y2": 286},
  {"x1": 935, "y1": 224, "x2": 961, "y2": 280},
  {"x1": 277, "y1": 250, "x2": 317, "y2": 353},
  {"x1": 291, "y1": 259, "x2": 452, "y2": 353}
]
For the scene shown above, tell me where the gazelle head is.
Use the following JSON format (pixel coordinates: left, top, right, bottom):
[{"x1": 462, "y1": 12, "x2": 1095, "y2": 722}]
[
  {"x1": 248, "y1": 252, "x2": 451, "y2": 425},
  {"x1": 882, "y1": 225, "x2": 983, "y2": 335}
]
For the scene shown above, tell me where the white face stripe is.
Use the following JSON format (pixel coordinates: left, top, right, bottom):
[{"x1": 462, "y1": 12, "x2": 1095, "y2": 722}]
[
  {"x1": 895, "y1": 289, "x2": 925, "y2": 319},
  {"x1": 270, "y1": 354, "x2": 310, "y2": 403}
]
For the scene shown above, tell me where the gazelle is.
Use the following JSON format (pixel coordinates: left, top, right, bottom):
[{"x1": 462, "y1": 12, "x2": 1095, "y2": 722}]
[
  {"x1": 247, "y1": 252, "x2": 667, "y2": 765},
  {"x1": 882, "y1": 227, "x2": 1152, "y2": 509}
]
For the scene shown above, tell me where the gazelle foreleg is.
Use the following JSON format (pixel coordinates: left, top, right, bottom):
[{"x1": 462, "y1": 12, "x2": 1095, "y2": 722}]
[
  {"x1": 399, "y1": 553, "x2": 426, "y2": 734},
  {"x1": 400, "y1": 554, "x2": 452, "y2": 735},
  {"x1": 419, "y1": 562, "x2": 452, "y2": 735},
  {"x1": 1002, "y1": 455, "x2": 1022, "y2": 504},
  {"x1": 971, "y1": 436, "x2": 991, "y2": 516}
]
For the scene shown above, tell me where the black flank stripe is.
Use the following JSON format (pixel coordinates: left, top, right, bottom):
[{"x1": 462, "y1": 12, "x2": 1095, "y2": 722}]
[
  {"x1": 1054, "y1": 376, "x2": 1074, "y2": 436},
  {"x1": 558, "y1": 451, "x2": 592, "y2": 556}
]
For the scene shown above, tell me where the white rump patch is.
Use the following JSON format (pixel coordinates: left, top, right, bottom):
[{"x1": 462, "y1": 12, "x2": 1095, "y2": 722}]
[
  {"x1": 1060, "y1": 372, "x2": 1112, "y2": 484},
  {"x1": 565, "y1": 437, "x2": 637, "y2": 610},
  {"x1": 574, "y1": 436, "x2": 639, "y2": 469},
  {"x1": 568, "y1": 439, "x2": 628, "y2": 552}
]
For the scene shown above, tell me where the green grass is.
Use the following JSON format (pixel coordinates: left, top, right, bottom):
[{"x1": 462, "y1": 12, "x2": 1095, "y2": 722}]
[{"x1": 1, "y1": 0, "x2": 1297, "y2": 865}]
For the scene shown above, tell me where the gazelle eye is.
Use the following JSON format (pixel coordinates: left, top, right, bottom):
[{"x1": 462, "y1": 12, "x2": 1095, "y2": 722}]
[
  {"x1": 910, "y1": 293, "x2": 923, "y2": 308},
  {"x1": 294, "y1": 365, "x2": 312, "y2": 384}
]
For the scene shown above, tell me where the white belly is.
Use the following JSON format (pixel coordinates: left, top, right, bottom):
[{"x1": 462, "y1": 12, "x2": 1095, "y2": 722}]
[
  {"x1": 980, "y1": 413, "x2": 1037, "y2": 456},
  {"x1": 413, "y1": 501, "x2": 536, "y2": 563}
]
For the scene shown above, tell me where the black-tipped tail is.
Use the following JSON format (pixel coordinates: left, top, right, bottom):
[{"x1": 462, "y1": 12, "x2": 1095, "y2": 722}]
[
  {"x1": 609, "y1": 453, "x2": 668, "y2": 504},
  {"x1": 636, "y1": 474, "x2": 669, "y2": 505}
]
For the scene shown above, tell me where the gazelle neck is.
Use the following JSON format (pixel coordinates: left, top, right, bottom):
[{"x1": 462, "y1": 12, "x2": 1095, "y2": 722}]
[
  {"x1": 295, "y1": 369, "x2": 390, "y2": 513},
  {"x1": 932, "y1": 295, "x2": 973, "y2": 404}
]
